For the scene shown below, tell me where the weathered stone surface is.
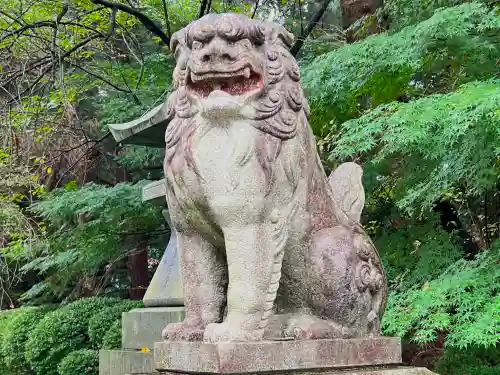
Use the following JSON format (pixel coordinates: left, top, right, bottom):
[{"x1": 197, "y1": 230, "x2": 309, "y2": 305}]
[
  {"x1": 152, "y1": 367, "x2": 436, "y2": 375},
  {"x1": 122, "y1": 307, "x2": 185, "y2": 350},
  {"x1": 154, "y1": 337, "x2": 402, "y2": 373},
  {"x1": 279, "y1": 368, "x2": 437, "y2": 375},
  {"x1": 142, "y1": 210, "x2": 184, "y2": 308},
  {"x1": 99, "y1": 349, "x2": 155, "y2": 375},
  {"x1": 162, "y1": 12, "x2": 387, "y2": 343}
]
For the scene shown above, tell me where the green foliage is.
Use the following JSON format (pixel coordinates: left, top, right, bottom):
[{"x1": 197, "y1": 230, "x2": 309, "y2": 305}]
[
  {"x1": 102, "y1": 319, "x2": 122, "y2": 350},
  {"x1": 435, "y1": 345, "x2": 500, "y2": 375},
  {"x1": 116, "y1": 145, "x2": 164, "y2": 181},
  {"x1": 94, "y1": 53, "x2": 175, "y2": 128},
  {"x1": 302, "y1": 2, "x2": 500, "y2": 132},
  {"x1": 382, "y1": 243, "x2": 500, "y2": 348},
  {"x1": 57, "y1": 349, "x2": 98, "y2": 375},
  {"x1": 0, "y1": 308, "x2": 27, "y2": 374},
  {"x1": 88, "y1": 299, "x2": 143, "y2": 348},
  {"x1": 312, "y1": 3, "x2": 500, "y2": 367},
  {"x1": 0, "y1": 308, "x2": 24, "y2": 337},
  {"x1": 374, "y1": 216, "x2": 464, "y2": 291},
  {"x1": 331, "y1": 80, "x2": 500, "y2": 214},
  {"x1": 1, "y1": 306, "x2": 53, "y2": 375},
  {"x1": 380, "y1": 0, "x2": 494, "y2": 31},
  {"x1": 18, "y1": 182, "x2": 164, "y2": 302},
  {"x1": 25, "y1": 297, "x2": 119, "y2": 375}
]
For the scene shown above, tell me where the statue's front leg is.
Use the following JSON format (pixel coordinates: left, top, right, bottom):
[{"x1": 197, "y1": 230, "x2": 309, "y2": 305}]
[
  {"x1": 163, "y1": 229, "x2": 227, "y2": 341},
  {"x1": 204, "y1": 223, "x2": 278, "y2": 342}
]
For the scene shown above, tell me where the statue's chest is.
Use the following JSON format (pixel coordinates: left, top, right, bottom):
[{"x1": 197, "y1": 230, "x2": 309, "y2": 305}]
[{"x1": 167, "y1": 121, "x2": 265, "y2": 202}]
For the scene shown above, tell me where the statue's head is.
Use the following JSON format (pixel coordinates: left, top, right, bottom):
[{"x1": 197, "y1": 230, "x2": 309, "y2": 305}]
[{"x1": 165, "y1": 13, "x2": 309, "y2": 141}]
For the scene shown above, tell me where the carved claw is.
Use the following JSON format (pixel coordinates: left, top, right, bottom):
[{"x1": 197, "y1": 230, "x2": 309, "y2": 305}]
[
  {"x1": 203, "y1": 322, "x2": 263, "y2": 343},
  {"x1": 284, "y1": 315, "x2": 354, "y2": 340},
  {"x1": 162, "y1": 322, "x2": 205, "y2": 341}
]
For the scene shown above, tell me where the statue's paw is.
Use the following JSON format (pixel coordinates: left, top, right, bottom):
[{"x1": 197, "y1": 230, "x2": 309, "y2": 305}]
[
  {"x1": 203, "y1": 322, "x2": 263, "y2": 343},
  {"x1": 162, "y1": 322, "x2": 204, "y2": 341},
  {"x1": 284, "y1": 315, "x2": 353, "y2": 340}
]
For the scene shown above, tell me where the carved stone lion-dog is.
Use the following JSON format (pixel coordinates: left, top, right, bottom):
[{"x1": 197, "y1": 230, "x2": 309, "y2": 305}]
[{"x1": 160, "y1": 12, "x2": 387, "y2": 343}]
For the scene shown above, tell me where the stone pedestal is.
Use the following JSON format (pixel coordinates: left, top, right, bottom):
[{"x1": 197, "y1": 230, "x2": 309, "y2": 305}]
[
  {"x1": 99, "y1": 350, "x2": 155, "y2": 375},
  {"x1": 154, "y1": 337, "x2": 438, "y2": 375},
  {"x1": 99, "y1": 307, "x2": 185, "y2": 375},
  {"x1": 122, "y1": 307, "x2": 185, "y2": 350},
  {"x1": 155, "y1": 337, "x2": 401, "y2": 373}
]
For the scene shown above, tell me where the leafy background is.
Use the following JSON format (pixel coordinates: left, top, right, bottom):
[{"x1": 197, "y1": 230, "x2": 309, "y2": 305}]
[{"x1": 1, "y1": 0, "x2": 499, "y2": 374}]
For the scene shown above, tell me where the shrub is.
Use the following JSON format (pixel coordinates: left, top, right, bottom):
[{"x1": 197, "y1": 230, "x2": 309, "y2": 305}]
[
  {"x1": 25, "y1": 297, "x2": 120, "y2": 375},
  {"x1": 57, "y1": 349, "x2": 98, "y2": 375},
  {"x1": 435, "y1": 345, "x2": 500, "y2": 375},
  {"x1": 0, "y1": 308, "x2": 30, "y2": 375},
  {"x1": 1, "y1": 306, "x2": 53, "y2": 375},
  {"x1": 102, "y1": 319, "x2": 121, "y2": 350},
  {"x1": 0, "y1": 308, "x2": 25, "y2": 337},
  {"x1": 88, "y1": 299, "x2": 142, "y2": 348}
]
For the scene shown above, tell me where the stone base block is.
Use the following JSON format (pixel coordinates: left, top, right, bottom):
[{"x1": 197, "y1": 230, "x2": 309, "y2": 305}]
[
  {"x1": 154, "y1": 337, "x2": 402, "y2": 374},
  {"x1": 99, "y1": 349, "x2": 155, "y2": 375},
  {"x1": 302, "y1": 368, "x2": 436, "y2": 375},
  {"x1": 122, "y1": 307, "x2": 185, "y2": 350}
]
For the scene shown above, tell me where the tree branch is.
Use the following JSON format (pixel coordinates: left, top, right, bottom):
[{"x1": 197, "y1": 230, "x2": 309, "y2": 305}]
[
  {"x1": 290, "y1": 0, "x2": 333, "y2": 57},
  {"x1": 161, "y1": 0, "x2": 171, "y2": 38},
  {"x1": 56, "y1": 0, "x2": 71, "y2": 23},
  {"x1": 4, "y1": 33, "x2": 102, "y2": 104},
  {"x1": 251, "y1": 0, "x2": 260, "y2": 19},
  {"x1": 66, "y1": 61, "x2": 133, "y2": 94},
  {"x1": 105, "y1": 6, "x2": 117, "y2": 41},
  {"x1": 0, "y1": 9, "x2": 24, "y2": 25},
  {"x1": 90, "y1": 0, "x2": 170, "y2": 46},
  {"x1": 56, "y1": 132, "x2": 112, "y2": 186},
  {"x1": 198, "y1": 0, "x2": 209, "y2": 18},
  {"x1": 0, "y1": 21, "x2": 56, "y2": 43}
]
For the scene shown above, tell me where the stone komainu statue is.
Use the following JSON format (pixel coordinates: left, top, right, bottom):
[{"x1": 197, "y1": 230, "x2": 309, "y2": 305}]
[{"x1": 160, "y1": 12, "x2": 387, "y2": 343}]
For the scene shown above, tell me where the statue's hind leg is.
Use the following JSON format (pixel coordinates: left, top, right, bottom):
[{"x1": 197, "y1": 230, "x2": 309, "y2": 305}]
[{"x1": 280, "y1": 225, "x2": 386, "y2": 339}]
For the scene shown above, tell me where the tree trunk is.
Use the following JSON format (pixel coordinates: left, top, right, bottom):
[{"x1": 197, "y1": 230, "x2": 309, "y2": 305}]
[
  {"x1": 340, "y1": 0, "x2": 382, "y2": 29},
  {"x1": 127, "y1": 241, "x2": 149, "y2": 300}
]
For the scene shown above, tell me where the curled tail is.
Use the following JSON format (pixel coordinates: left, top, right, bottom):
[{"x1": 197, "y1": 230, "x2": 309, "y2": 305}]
[
  {"x1": 328, "y1": 162, "x2": 365, "y2": 222},
  {"x1": 329, "y1": 162, "x2": 388, "y2": 336}
]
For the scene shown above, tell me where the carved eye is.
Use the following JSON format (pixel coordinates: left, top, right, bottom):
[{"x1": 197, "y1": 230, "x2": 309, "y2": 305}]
[
  {"x1": 192, "y1": 40, "x2": 203, "y2": 50},
  {"x1": 240, "y1": 40, "x2": 252, "y2": 50}
]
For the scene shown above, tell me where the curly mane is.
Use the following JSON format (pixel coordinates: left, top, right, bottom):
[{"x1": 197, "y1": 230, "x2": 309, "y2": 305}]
[{"x1": 163, "y1": 13, "x2": 310, "y2": 186}]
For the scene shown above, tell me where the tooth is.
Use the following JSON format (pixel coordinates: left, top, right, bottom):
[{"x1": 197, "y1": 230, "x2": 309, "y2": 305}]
[
  {"x1": 244, "y1": 67, "x2": 250, "y2": 79},
  {"x1": 191, "y1": 72, "x2": 198, "y2": 82}
]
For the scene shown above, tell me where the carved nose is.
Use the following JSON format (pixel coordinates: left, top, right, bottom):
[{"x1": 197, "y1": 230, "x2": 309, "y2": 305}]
[{"x1": 201, "y1": 51, "x2": 236, "y2": 63}]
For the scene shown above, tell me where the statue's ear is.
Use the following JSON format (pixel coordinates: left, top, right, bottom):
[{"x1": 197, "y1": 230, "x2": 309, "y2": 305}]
[
  {"x1": 170, "y1": 29, "x2": 187, "y2": 59},
  {"x1": 274, "y1": 26, "x2": 294, "y2": 49},
  {"x1": 328, "y1": 162, "x2": 365, "y2": 223},
  {"x1": 260, "y1": 21, "x2": 294, "y2": 49}
]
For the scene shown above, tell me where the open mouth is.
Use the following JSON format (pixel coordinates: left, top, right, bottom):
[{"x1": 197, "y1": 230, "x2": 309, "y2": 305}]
[{"x1": 188, "y1": 68, "x2": 263, "y2": 97}]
